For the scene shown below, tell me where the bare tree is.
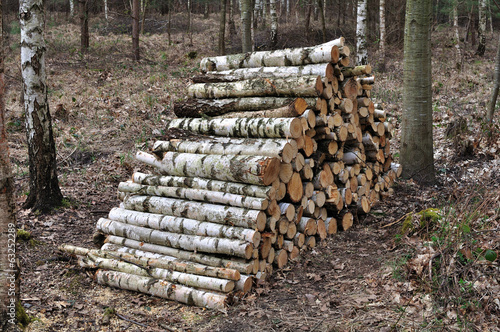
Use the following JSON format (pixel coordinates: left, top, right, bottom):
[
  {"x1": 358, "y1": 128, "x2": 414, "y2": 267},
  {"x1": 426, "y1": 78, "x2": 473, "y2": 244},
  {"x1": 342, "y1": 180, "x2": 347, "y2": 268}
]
[
  {"x1": 219, "y1": 0, "x2": 227, "y2": 55},
  {"x1": 487, "y1": 35, "x2": 500, "y2": 122},
  {"x1": 356, "y1": 0, "x2": 368, "y2": 65},
  {"x1": 132, "y1": 0, "x2": 140, "y2": 60},
  {"x1": 477, "y1": 0, "x2": 487, "y2": 55},
  {"x1": 270, "y1": 0, "x2": 278, "y2": 48},
  {"x1": 20, "y1": 0, "x2": 64, "y2": 211},
  {"x1": 79, "y1": 0, "x2": 89, "y2": 52},
  {"x1": 240, "y1": 0, "x2": 253, "y2": 52},
  {"x1": 401, "y1": 0, "x2": 435, "y2": 184},
  {"x1": 379, "y1": 0, "x2": 386, "y2": 70}
]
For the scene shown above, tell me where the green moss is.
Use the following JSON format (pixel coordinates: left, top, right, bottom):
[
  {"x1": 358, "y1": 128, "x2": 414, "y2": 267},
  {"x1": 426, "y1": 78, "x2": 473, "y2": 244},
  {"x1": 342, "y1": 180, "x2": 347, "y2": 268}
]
[
  {"x1": 17, "y1": 229, "x2": 32, "y2": 241},
  {"x1": 16, "y1": 301, "x2": 36, "y2": 328},
  {"x1": 418, "y1": 208, "x2": 442, "y2": 228},
  {"x1": 400, "y1": 214, "x2": 415, "y2": 235}
]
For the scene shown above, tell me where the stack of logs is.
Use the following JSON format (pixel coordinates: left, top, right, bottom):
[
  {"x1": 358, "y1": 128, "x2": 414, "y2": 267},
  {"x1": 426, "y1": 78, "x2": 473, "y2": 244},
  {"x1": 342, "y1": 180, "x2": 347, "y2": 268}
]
[{"x1": 60, "y1": 38, "x2": 401, "y2": 311}]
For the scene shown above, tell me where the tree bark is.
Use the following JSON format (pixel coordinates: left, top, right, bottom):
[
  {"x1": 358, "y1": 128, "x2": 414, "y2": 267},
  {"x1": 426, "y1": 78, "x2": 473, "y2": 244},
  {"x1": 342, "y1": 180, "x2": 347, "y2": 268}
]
[
  {"x1": 121, "y1": 195, "x2": 267, "y2": 231},
  {"x1": 240, "y1": 0, "x2": 253, "y2": 52},
  {"x1": 188, "y1": 75, "x2": 322, "y2": 99},
  {"x1": 200, "y1": 37, "x2": 345, "y2": 71},
  {"x1": 132, "y1": 172, "x2": 276, "y2": 200},
  {"x1": 163, "y1": 117, "x2": 303, "y2": 139},
  {"x1": 96, "y1": 270, "x2": 228, "y2": 310},
  {"x1": 317, "y1": 0, "x2": 326, "y2": 43},
  {"x1": 477, "y1": 0, "x2": 486, "y2": 56},
  {"x1": 356, "y1": 0, "x2": 368, "y2": 65},
  {"x1": 452, "y1": 0, "x2": 462, "y2": 70},
  {"x1": 487, "y1": 34, "x2": 500, "y2": 122},
  {"x1": 379, "y1": 0, "x2": 386, "y2": 71},
  {"x1": 401, "y1": 0, "x2": 435, "y2": 184},
  {"x1": 136, "y1": 150, "x2": 281, "y2": 186},
  {"x1": 270, "y1": 0, "x2": 278, "y2": 47},
  {"x1": 132, "y1": 0, "x2": 140, "y2": 60},
  {"x1": 79, "y1": 0, "x2": 89, "y2": 52},
  {"x1": 96, "y1": 218, "x2": 255, "y2": 259},
  {"x1": 20, "y1": 0, "x2": 64, "y2": 212},
  {"x1": 219, "y1": 0, "x2": 227, "y2": 55}
]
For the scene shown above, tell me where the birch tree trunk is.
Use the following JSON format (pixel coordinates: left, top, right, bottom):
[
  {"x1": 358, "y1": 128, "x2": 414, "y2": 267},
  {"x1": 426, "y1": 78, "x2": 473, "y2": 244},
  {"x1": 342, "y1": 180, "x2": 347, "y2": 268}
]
[
  {"x1": 452, "y1": 0, "x2": 462, "y2": 69},
  {"x1": 20, "y1": 0, "x2": 64, "y2": 212},
  {"x1": 69, "y1": 0, "x2": 75, "y2": 16},
  {"x1": 0, "y1": 15, "x2": 19, "y2": 327},
  {"x1": 79, "y1": 0, "x2": 89, "y2": 52},
  {"x1": 356, "y1": 0, "x2": 368, "y2": 65},
  {"x1": 379, "y1": 0, "x2": 386, "y2": 70},
  {"x1": 240, "y1": 0, "x2": 253, "y2": 52},
  {"x1": 132, "y1": 0, "x2": 140, "y2": 60},
  {"x1": 270, "y1": 0, "x2": 278, "y2": 47},
  {"x1": 317, "y1": 0, "x2": 326, "y2": 43},
  {"x1": 487, "y1": 35, "x2": 500, "y2": 122},
  {"x1": 219, "y1": 0, "x2": 227, "y2": 55},
  {"x1": 228, "y1": 0, "x2": 236, "y2": 36},
  {"x1": 477, "y1": 0, "x2": 486, "y2": 56},
  {"x1": 104, "y1": 0, "x2": 108, "y2": 21},
  {"x1": 401, "y1": 0, "x2": 435, "y2": 184}
]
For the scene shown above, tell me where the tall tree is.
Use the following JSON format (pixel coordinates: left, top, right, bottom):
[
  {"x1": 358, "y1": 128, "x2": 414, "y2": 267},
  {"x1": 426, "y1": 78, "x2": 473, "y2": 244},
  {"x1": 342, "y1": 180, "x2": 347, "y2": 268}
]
[
  {"x1": 1, "y1": 3, "x2": 19, "y2": 328},
  {"x1": 379, "y1": 0, "x2": 386, "y2": 70},
  {"x1": 477, "y1": 0, "x2": 486, "y2": 55},
  {"x1": 132, "y1": 0, "x2": 140, "y2": 60},
  {"x1": 20, "y1": 0, "x2": 64, "y2": 211},
  {"x1": 401, "y1": 0, "x2": 435, "y2": 184},
  {"x1": 240, "y1": 0, "x2": 252, "y2": 52},
  {"x1": 453, "y1": 0, "x2": 462, "y2": 69},
  {"x1": 69, "y1": 0, "x2": 75, "y2": 17},
  {"x1": 228, "y1": 0, "x2": 236, "y2": 36},
  {"x1": 269, "y1": 0, "x2": 278, "y2": 48},
  {"x1": 356, "y1": 0, "x2": 368, "y2": 65},
  {"x1": 487, "y1": 36, "x2": 500, "y2": 122},
  {"x1": 79, "y1": 0, "x2": 89, "y2": 52},
  {"x1": 219, "y1": 0, "x2": 227, "y2": 55},
  {"x1": 317, "y1": 0, "x2": 326, "y2": 43}
]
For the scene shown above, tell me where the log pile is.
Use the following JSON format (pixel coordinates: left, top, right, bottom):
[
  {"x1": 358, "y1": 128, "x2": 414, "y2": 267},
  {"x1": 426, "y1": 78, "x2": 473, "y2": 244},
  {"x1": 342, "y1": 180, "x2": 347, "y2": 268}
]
[{"x1": 60, "y1": 38, "x2": 401, "y2": 310}]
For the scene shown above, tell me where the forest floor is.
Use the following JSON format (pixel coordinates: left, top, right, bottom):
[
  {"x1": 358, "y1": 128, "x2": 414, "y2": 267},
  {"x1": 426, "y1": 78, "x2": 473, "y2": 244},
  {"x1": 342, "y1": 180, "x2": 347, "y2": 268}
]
[{"x1": 3, "y1": 13, "x2": 499, "y2": 331}]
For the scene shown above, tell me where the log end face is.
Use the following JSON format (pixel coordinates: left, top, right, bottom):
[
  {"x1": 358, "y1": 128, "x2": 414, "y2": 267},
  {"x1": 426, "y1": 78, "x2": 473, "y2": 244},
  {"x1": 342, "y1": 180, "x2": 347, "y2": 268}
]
[{"x1": 262, "y1": 157, "x2": 281, "y2": 186}]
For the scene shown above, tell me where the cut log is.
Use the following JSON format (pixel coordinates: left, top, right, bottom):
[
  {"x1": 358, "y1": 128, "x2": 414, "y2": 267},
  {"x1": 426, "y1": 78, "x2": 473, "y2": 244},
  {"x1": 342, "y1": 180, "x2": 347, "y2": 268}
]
[
  {"x1": 173, "y1": 97, "x2": 306, "y2": 118},
  {"x1": 235, "y1": 275, "x2": 254, "y2": 293},
  {"x1": 136, "y1": 151, "x2": 280, "y2": 186},
  {"x1": 107, "y1": 208, "x2": 261, "y2": 247},
  {"x1": 132, "y1": 172, "x2": 275, "y2": 200},
  {"x1": 340, "y1": 77, "x2": 359, "y2": 100},
  {"x1": 96, "y1": 218, "x2": 255, "y2": 259},
  {"x1": 96, "y1": 270, "x2": 228, "y2": 310},
  {"x1": 118, "y1": 182, "x2": 269, "y2": 211},
  {"x1": 121, "y1": 195, "x2": 267, "y2": 231},
  {"x1": 286, "y1": 172, "x2": 303, "y2": 203},
  {"x1": 200, "y1": 37, "x2": 345, "y2": 71},
  {"x1": 324, "y1": 217, "x2": 338, "y2": 235},
  {"x1": 273, "y1": 249, "x2": 288, "y2": 269},
  {"x1": 311, "y1": 191, "x2": 326, "y2": 207},
  {"x1": 297, "y1": 217, "x2": 316, "y2": 236},
  {"x1": 316, "y1": 219, "x2": 327, "y2": 240},
  {"x1": 163, "y1": 117, "x2": 303, "y2": 139},
  {"x1": 103, "y1": 239, "x2": 255, "y2": 274},
  {"x1": 81, "y1": 255, "x2": 235, "y2": 293},
  {"x1": 305, "y1": 236, "x2": 316, "y2": 248},
  {"x1": 277, "y1": 217, "x2": 289, "y2": 235},
  {"x1": 153, "y1": 137, "x2": 297, "y2": 164},
  {"x1": 338, "y1": 211, "x2": 354, "y2": 231},
  {"x1": 59, "y1": 244, "x2": 241, "y2": 281},
  {"x1": 279, "y1": 163, "x2": 294, "y2": 183},
  {"x1": 341, "y1": 65, "x2": 372, "y2": 77},
  {"x1": 187, "y1": 76, "x2": 323, "y2": 99},
  {"x1": 279, "y1": 202, "x2": 296, "y2": 221},
  {"x1": 193, "y1": 63, "x2": 335, "y2": 83},
  {"x1": 286, "y1": 222, "x2": 297, "y2": 240},
  {"x1": 357, "y1": 196, "x2": 371, "y2": 214}
]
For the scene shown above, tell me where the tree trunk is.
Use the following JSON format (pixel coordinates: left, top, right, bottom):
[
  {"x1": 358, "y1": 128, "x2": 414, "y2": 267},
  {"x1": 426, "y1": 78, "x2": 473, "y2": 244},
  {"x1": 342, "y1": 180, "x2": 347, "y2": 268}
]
[
  {"x1": 96, "y1": 218, "x2": 255, "y2": 259},
  {"x1": 140, "y1": 0, "x2": 148, "y2": 35},
  {"x1": 228, "y1": 0, "x2": 236, "y2": 36},
  {"x1": 356, "y1": 0, "x2": 368, "y2": 65},
  {"x1": 453, "y1": 0, "x2": 462, "y2": 70},
  {"x1": 96, "y1": 270, "x2": 228, "y2": 310},
  {"x1": 317, "y1": 0, "x2": 326, "y2": 43},
  {"x1": 219, "y1": 0, "x2": 227, "y2": 55},
  {"x1": 79, "y1": 0, "x2": 89, "y2": 52},
  {"x1": 270, "y1": 0, "x2": 278, "y2": 47},
  {"x1": 162, "y1": 117, "x2": 303, "y2": 139},
  {"x1": 379, "y1": 0, "x2": 386, "y2": 71},
  {"x1": 20, "y1": 0, "x2": 64, "y2": 212},
  {"x1": 132, "y1": 172, "x2": 276, "y2": 200},
  {"x1": 204, "y1": 1, "x2": 209, "y2": 18},
  {"x1": 240, "y1": 0, "x2": 253, "y2": 52},
  {"x1": 487, "y1": 34, "x2": 500, "y2": 122},
  {"x1": 193, "y1": 63, "x2": 335, "y2": 83},
  {"x1": 132, "y1": 0, "x2": 140, "y2": 60},
  {"x1": 69, "y1": 0, "x2": 75, "y2": 16},
  {"x1": 200, "y1": 37, "x2": 344, "y2": 71},
  {"x1": 59, "y1": 244, "x2": 241, "y2": 280},
  {"x1": 188, "y1": 75, "x2": 322, "y2": 98},
  {"x1": 0, "y1": 13, "x2": 19, "y2": 326},
  {"x1": 187, "y1": 0, "x2": 192, "y2": 44},
  {"x1": 304, "y1": 0, "x2": 312, "y2": 38},
  {"x1": 122, "y1": 195, "x2": 267, "y2": 231},
  {"x1": 477, "y1": 0, "x2": 486, "y2": 55},
  {"x1": 401, "y1": 0, "x2": 435, "y2": 184}
]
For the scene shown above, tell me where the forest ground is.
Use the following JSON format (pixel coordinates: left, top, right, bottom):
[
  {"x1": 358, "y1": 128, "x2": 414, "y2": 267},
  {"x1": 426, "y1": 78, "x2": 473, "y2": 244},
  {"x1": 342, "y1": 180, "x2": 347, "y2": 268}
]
[{"x1": 3, "y1": 12, "x2": 499, "y2": 331}]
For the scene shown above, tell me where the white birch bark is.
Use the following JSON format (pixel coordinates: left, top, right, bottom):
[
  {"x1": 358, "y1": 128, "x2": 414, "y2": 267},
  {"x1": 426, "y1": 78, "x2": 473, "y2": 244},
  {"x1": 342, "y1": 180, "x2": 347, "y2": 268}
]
[
  {"x1": 152, "y1": 137, "x2": 296, "y2": 163},
  {"x1": 477, "y1": 0, "x2": 487, "y2": 55},
  {"x1": 270, "y1": 0, "x2": 278, "y2": 47},
  {"x1": 96, "y1": 218, "x2": 254, "y2": 259},
  {"x1": 356, "y1": 0, "x2": 368, "y2": 65},
  {"x1": 69, "y1": 0, "x2": 75, "y2": 16},
  {"x1": 59, "y1": 244, "x2": 241, "y2": 280},
  {"x1": 104, "y1": 0, "x2": 108, "y2": 20},
  {"x1": 379, "y1": 0, "x2": 386, "y2": 66},
  {"x1": 163, "y1": 117, "x2": 303, "y2": 139},
  {"x1": 136, "y1": 151, "x2": 280, "y2": 186},
  {"x1": 103, "y1": 240, "x2": 256, "y2": 274},
  {"x1": 121, "y1": 195, "x2": 267, "y2": 231},
  {"x1": 96, "y1": 270, "x2": 228, "y2": 310},
  {"x1": 118, "y1": 181, "x2": 268, "y2": 211},
  {"x1": 240, "y1": 0, "x2": 253, "y2": 52},
  {"x1": 131, "y1": 172, "x2": 276, "y2": 200},
  {"x1": 107, "y1": 207, "x2": 262, "y2": 246},
  {"x1": 200, "y1": 37, "x2": 345, "y2": 71}
]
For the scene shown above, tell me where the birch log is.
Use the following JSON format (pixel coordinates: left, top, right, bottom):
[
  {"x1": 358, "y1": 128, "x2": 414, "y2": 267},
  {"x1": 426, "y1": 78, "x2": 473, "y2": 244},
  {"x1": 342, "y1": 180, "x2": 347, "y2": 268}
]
[
  {"x1": 136, "y1": 151, "x2": 280, "y2": 186},
  {"x1": 107, "y1": 207, "x2": 261, "y2": 246},
  {"x1": 187, "y1": 75, "x2": 322, "y2": 98},
  {"x1": 96, "y1": 270, "x2": 228, "y2": 310},
  {"x1": 121, "y1": 195, "x2": 267, "y2": 231},
  {"x1": 200, "y1": 37, "x2": 345, "y2": 71},
  {"x1": 96, "y1": 218, "x2": 255, "y2": 259},
  {"x1": 193, "y1": 63, "x2": 335, "y2": 83},
  {"x1": 59, "y1": 244, "x2": 241, "y2": 280},
  {"x1": 132, "y1": 172, "x2": 275, "y2": 200},
  {"x1": 82, "y1": 255, "x2": 235, "y2": 293},
  {"x1": 103, "y1": 239, "x2": 256, "y2": 274},
  {"x1": 163, "y1": 117, "x2": 303, "y2": 139},
  {"x1": 153, "y1": 137, "x2": 297, "y2": 163},
  {"x1": 118, "y1": 181, "x2": 269, "y2": 211}
]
